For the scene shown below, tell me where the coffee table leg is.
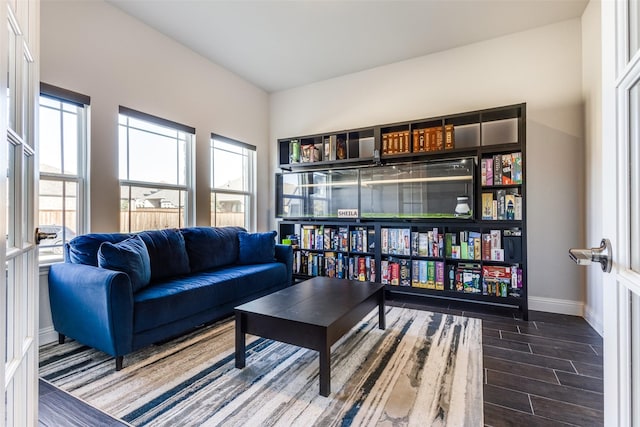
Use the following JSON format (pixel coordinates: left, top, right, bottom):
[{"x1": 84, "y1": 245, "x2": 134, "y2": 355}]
[
  {"x1": 319, "y1": 340, "x2": 330, "y2": 397},
  {"x1": 235, "y1": 311, "x2": 246, "y2": 369},
  {"x1": 378, "y1": 289, "x2": 386, "y2": 330}
]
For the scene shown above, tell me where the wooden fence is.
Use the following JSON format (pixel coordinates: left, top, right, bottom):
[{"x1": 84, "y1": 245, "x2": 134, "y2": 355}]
[{"x1": 39, "y1": 210, "x2": 245, "y2": 233}]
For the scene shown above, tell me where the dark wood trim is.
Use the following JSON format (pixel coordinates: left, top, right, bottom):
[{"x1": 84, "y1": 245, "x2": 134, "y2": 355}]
[
  {"x1": 40, "y1": 82, "x2": 90, "y2": 106},
  {"x1": 119, "y1": 106, "x2": 195, "y2": 134}
]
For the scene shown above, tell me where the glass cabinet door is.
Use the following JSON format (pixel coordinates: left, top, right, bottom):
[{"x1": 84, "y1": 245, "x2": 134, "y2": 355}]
[
  {"x1": 276, "y1": 169, "x2": 359, "y2": 218},
  {"x1": 360, "y1": 157, "x2": 475, "y2": 219}
]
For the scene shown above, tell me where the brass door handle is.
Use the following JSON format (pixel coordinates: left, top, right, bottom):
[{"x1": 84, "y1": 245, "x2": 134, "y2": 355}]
[
  {"x1": 35, "y1": 228, "x2": 57, "y2": 245},
  {"x1": 569, "y1": 238, "x2": 612, "y2": 273}
]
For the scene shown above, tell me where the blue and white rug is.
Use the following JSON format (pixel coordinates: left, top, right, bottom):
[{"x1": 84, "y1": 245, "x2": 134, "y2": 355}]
[{"x1": 39, "y1": 306, "x2": 483, "y2": 426}]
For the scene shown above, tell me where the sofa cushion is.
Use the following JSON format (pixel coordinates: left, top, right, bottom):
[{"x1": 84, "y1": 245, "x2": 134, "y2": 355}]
[
  {"x1": 139, "y1": 229, "x2": 190, "y2": 282},
  {"x1": 67, "y1": 233, "x2": 133, "y2": 266},
  {"x1": 98, "y1": 235, "x2": 151, "y2": 293},
  {"x1": 237, "y1": 231, "x2": 277, "y2": 265},
  {"x1": 181, "y1": 226, "x2": 245, "y2": 273},
  {"x1": 132, "y1": 263, "x2": 287, "y2": 333}
]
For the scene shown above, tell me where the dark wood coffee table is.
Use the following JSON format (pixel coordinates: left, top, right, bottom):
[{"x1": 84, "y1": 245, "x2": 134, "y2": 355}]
[{"x1": 234, "y1": 276, "x2": 385, "y2": 396}]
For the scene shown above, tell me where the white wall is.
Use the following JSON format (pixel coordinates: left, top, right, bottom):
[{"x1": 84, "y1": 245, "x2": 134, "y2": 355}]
[
  {"x1": 270, "y1": 19, "x2": 586, "y2": 315},
  {"x1": 39, "y1": 0, "x2": 270, "y2": 341},
  {"x1": 41, "y1": 0, "x2": 271, "y2": 232},
  {"x1": 581, "y1": 0, "x2": 604, "y2": 334}
]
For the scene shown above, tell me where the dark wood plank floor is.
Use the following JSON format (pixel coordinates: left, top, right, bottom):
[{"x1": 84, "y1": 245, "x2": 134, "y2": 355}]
[
  {"x1": 39, "y1": 297, "x2": 604, "y2": 426},
  {"x1": 39, "y1": 379, "x2": 130, "y2": 426}
]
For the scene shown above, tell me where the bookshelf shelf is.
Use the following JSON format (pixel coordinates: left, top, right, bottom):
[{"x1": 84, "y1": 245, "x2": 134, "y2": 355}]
[{"x1": 276, "y1": 103, "x2": 528, "y2": 319}]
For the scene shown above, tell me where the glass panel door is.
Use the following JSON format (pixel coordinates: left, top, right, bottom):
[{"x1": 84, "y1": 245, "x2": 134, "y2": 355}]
[{"x1": 2, "y1": 2, "x2": 39, "y2": 425}]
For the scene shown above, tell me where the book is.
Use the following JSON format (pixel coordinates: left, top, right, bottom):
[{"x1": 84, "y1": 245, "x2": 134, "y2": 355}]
[
  {"x1": 505, "y1": 194, "x2": 516, "y2": 220},
  {"x1": 399, "y1": 259, "x2": 411, "y2": 286},
  {"x1": 493, "y1": 154, "x2": 502, "y2": 185},
  {"x1": 501, "y1": 154, "x2": 513, "y2": 184},
  {"x1": 486, "y1": 158, "x2": 493, "y2": 186},
  {"x1": 426, "y1": 261, "x2": 436, "y2": 289},
  {"x1": 433, "y1": 127, "x2": 444, "y2": 150},
  {"x1": 419, "y1": 260, "x2": 428, "y2": 288},
  {"x1": 358, "y1": 257, "x2": 366, "y2": 281},
  {"x1": 512, "y1": 152, "x2": 522, "y2": 183},
  {"x1": 444, "y1": 124, "x2": 454, "y2": 150},
  {"x1": 469, "y1": 231, "x2": 482, "y2": 260},
  {"x1": 402, "y1": 228, "x2": 411, "y2": 255},
  {"x1": 435, "y1": 261, "x2": 445, "y2": 290},
  {"x1": 381, "y1": 260, "x2": 389, "y2": 284},
  {"x1": 411, "y1": 231, "x2": 420, "y2": 256},
  {"x1": 418, "y1": 232, "x2": 429, "y2": 256},
  {"x1": 381, "y1": 228, "x2": 389, "y2": 254},
  {"x1": 482, "y1": 192, "x2": 494, "y2": 220},
  {"x1": 496, "y1": 189, "x2": 506, "y2": 220},
  {"x1": 403, "y1": 130, "x2": 411, "y2": 153},
  {"x1": 412, "y1": 260, "x2": 421, "y2": 287},
  {"x1": 481, "y1": 159, "x2": 487, "y2": 185},
  {"x1": 389, "y1": 260, "x2": 400, "y2": 286},
  {"x1": 324, "y1": 227, "x2": 332, "y2": 250},
  {"x1": 413, "y1": 129, "x2": 426, "y2": 152},
  {"x1": 514, "y1": 194, "x2": 523, "y2": 220},
  {"x1": 482, "y1": 233, "x2": 492, "y2": 260},
  {"x1": 490, "y1": 229, "x2": 502, "y2": 253}
]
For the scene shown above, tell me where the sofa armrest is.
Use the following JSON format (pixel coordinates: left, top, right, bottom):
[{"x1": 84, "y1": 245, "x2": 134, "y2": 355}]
[
  {"x1": 48, "y1": 263, "x2": 134, "y2": 357},
  {"x1": 274, "y1": 244, "x2": 293, "y2": 286}
]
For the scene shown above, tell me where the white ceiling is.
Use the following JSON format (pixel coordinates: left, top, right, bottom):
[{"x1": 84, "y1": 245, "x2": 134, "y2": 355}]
[{"x1": 108, "y1": 0, "x2": 589, "y2": 93}]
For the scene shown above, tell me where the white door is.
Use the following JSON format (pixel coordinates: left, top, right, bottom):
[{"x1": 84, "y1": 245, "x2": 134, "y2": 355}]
[
  {"x1": 1, "y1": 0, "x2": 40, "y2": 425},
  {"x1": 602, "y1": 1, "x2": 640, "y2": 425}
]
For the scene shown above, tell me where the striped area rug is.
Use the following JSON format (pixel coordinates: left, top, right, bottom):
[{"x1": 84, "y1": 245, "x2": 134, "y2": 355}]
[{"x1": 39, "y1": 306, "x2": 483, "y2": 426}]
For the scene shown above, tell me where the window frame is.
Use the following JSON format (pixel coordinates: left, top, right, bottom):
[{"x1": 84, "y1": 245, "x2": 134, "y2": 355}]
[
  {"x1": 38, "y1": 83, "x2": 90, "y2": 263},
  {"x1": 118, "y1": 107, "x2": 195, "y2": 232},
  {"x1": 211, "y1": 133, "x2": 256, "y2": 231}
]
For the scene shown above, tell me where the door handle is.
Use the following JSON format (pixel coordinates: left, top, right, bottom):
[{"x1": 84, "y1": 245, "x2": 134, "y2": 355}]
[
  {"x1": 35, "y1": 228, "x2": 57, "y2": 245},
  {"x1": 569, "y1": 238, "x2": 612, "y2": 273}
]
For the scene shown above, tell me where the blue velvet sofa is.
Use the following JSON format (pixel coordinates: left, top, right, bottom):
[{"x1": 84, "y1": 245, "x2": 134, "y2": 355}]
[{"x1": 48, "y1": 226, "x2": 292, "y2": 370}]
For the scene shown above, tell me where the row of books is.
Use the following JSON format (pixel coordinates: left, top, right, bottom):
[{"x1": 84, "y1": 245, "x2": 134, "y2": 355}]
[
  {"x1": 380, "y1": 257, "x2": 444, "y2": 290},
  {"x1": 293, "y1": 251, "x2": 375, "y2": 281},
  {"x1": 481, "y1": 152, "x2": 523, "y2": 186},
  {"x1": 412, "y1": 124, "x2": 455, "y2": 153},
  {"x1": 481, "y1": 191, "x2": 523, "y2": 221},
  {"x1": 410, "y1": 229, "x2": 444, "y2": 257},
  {"x1": 383, "y1": 259, "x2": 522, "y2": 298},
  {"x1": 381, "y1": 227, "x2": 411, "y2": 256},
  {"x1": 444, "y1": 230, "x2": 506, "y2": 262},
  {"x1": 299, "y1": 225, "x2": 375, "y2": 253},
  {"x1": 450, "y1": 263, "x2": 523, "y2": 297},
  {"x1": 382, "y1": 131, "x2": 411, "y2": 154}
]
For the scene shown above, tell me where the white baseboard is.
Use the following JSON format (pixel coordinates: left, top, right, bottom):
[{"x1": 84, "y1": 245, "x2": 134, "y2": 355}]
[
  {"x1": 528, "y1": 296, "x2": 584, "y2": 316},
  {"x1": 39, "y1": 326, "x2": 59, "y2": 346},
  {"x1": 583, "y1": 305, "x2": 604, "y2": 337}
]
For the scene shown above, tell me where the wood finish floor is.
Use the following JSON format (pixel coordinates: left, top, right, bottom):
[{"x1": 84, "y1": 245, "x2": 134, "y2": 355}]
[{"x1": 38, "y1": 297, "x2": 604, "y2": 426}]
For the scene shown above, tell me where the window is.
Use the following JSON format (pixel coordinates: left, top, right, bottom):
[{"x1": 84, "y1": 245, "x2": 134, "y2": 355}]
[
  {"x1": 119, "y1": 107, "x2": 194, "y2": 232},
  {"x1": 38, "y1": 84, "x2": 89, "y2": 262},
  {"x1": 211, "y1": 134, "x2": 256, "y2": 231}
]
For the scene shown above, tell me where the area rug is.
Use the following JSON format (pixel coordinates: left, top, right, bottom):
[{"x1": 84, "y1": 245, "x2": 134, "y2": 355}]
[{"x1": 39, "y1": 306, "x2": 483, "y2": 426}]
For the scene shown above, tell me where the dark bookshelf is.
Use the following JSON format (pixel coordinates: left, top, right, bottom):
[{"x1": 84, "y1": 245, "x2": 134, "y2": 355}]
[{"x1": 276, "y1": 103, "x2": 528, "y2": 319}]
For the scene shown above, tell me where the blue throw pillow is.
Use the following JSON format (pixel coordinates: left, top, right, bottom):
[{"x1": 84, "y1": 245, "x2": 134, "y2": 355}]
[
  {"x1": 237, "y1": 231, "x2": 277, "y2": 265},
  {"x1": 139, "y1": 229, "x2": 191, "y2": 281},
  {"x1": 181, "y1": 226, "x2": 246, "y2": 272},
  {"x1": 98, "y1": 235, "x2": 151, "y2": 293}
]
